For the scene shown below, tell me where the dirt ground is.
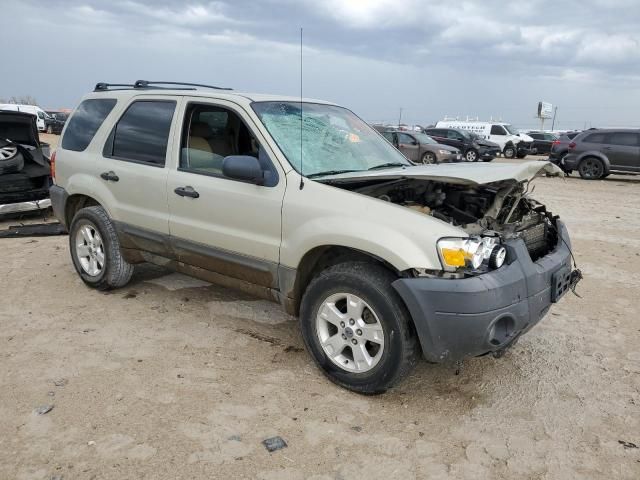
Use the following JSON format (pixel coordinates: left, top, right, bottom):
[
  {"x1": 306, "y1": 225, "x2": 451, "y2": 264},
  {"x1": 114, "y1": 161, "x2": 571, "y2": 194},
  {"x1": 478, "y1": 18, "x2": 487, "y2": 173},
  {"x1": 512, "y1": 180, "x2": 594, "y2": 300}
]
[{"x1": 1, "y1": 134, "x2": 639, "y2": 479}]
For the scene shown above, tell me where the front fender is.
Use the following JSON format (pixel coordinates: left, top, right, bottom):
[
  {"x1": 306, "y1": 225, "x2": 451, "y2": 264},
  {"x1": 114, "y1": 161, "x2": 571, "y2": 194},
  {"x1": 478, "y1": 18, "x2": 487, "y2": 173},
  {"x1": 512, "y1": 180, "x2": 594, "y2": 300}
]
[{"x1": 280, "y1": 173, "x2": 468, "y2": 271}]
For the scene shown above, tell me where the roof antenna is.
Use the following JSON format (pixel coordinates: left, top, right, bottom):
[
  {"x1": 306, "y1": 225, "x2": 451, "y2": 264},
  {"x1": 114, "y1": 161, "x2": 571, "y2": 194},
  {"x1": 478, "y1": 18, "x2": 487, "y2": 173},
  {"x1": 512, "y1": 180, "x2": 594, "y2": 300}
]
[{"x1": 299, "y1": 27, "x2": 305, "y2": 190}]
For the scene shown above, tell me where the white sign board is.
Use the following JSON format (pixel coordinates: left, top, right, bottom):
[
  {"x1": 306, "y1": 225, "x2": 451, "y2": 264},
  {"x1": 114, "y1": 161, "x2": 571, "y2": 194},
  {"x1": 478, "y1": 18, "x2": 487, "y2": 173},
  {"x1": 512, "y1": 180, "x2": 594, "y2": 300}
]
[{"x1": 538, "y1": 101, "x2": 553, "y2": 119}]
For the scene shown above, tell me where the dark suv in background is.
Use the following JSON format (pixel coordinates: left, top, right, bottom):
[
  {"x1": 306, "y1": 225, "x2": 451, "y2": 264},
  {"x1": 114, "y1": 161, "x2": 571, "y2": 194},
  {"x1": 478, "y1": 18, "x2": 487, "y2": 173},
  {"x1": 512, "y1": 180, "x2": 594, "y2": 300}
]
[
  {"x1": 549, "y1": 131, "x2": 581, "y2": 166},
  {"x1": 527, "y1": 132, "x2": 558, "y2": 155},
  {"x1": 563, "y1": 129, "x2": 640, "y2": 179},
  {"x1": 423, "y1": 127, "x2": 501, "y2": 162}
]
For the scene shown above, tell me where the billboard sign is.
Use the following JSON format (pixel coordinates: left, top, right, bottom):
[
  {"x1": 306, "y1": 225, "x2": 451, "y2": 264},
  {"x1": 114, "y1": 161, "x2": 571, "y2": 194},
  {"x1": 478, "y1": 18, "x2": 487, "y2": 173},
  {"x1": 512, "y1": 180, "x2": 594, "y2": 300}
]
[{"x1": 537, "y1": 101, "x2": 553, "y2": 119}]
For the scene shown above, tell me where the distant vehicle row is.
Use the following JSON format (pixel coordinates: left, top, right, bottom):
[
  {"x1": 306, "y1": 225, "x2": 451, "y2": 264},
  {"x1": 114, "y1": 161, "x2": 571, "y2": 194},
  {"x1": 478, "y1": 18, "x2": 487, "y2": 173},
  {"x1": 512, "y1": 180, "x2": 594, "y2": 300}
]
[{"x1": 0, "y1": 103, "x2": 68, "y2": 134}]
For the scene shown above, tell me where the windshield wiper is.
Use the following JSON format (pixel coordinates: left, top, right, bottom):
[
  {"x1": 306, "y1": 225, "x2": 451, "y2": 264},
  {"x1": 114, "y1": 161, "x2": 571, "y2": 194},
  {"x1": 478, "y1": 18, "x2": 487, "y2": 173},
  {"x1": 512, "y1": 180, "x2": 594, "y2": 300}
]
[
  {"x1": 306, "y1": 169, "x2": 360, "y2": 179},
  {"x1": 368, "y1": 162, "x2": 407, "y2": 170}
]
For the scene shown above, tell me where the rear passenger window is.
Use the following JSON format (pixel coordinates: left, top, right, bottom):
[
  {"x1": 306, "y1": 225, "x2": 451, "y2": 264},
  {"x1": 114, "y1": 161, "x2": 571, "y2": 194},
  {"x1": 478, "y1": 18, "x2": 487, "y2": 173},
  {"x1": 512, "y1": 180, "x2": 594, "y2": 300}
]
[
  {"x1": 608, "y1": 132, "x2": 639, "y2": 146},
  {"x1": 584, "y1": 133, "x2": 606, "y2": 144},
  {"x1": 62, "y1": 98, "x2": 116, "y2": 152},
  {"x1": 104, "y1": 100, "x2": 176, "y2": 166}
]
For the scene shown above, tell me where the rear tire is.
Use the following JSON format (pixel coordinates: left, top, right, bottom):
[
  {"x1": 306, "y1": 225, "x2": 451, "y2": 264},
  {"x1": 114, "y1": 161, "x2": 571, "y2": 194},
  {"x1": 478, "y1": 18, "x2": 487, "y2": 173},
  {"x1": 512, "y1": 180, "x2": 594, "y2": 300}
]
[
  {"x1": 0, "y1": 142, "x2": 24, "y2": 174},
  {"x1": 578, "y1": 157, "x2": 605, "y2": 180},
  {"x1": 299, "y1": 262, "x2": 418, "y2": 394},
  {"x1": 69, "y1": 206, "x2": 134, "y2": 290}
]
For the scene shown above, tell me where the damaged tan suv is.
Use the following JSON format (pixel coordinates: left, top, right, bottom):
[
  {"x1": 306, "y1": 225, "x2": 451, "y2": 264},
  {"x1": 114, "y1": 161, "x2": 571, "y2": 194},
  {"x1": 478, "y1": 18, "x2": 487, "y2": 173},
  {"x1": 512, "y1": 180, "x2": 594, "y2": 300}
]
[{"x1": 50, "y1": 80, "x2": 579, "y2": 394}]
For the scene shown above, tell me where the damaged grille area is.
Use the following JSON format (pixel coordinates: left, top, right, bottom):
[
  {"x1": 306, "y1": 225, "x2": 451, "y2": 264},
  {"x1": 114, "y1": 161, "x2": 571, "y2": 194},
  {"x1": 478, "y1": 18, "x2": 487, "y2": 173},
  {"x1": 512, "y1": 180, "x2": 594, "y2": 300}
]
[{"x1": 521, "y1": 221, "x2": 549, "y2": 260}]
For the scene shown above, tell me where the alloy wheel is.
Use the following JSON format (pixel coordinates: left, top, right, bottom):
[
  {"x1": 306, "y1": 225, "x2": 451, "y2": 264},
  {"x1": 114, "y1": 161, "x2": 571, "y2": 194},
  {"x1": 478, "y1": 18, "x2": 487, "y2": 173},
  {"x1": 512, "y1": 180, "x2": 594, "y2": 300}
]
[
  {"x1": 75, "y1": 223, "x2": 105, "y2": 276},
  {"x1": 580, "y1": 158, "x2": 603, "y2": 179},
  {"x1": 315, "y1": 293, "x2": 385, "y2": 373}
]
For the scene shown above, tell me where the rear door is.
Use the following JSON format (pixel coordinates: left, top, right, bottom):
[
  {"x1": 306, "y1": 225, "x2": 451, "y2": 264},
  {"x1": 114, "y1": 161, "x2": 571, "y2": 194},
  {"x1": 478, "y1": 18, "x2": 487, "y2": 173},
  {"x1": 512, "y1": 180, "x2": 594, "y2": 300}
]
[
  {"x1": 445, "y1": 130, "x2": 465, "y2": 151},
  {"x1": 397, "y1": 133, "x2": 420, "y2": 161},
  {"x1": 166, "y1": 97, "x2": 286, "y2": 288},
  {"x1": 604, "y1": 132, "x2": 640, "y2": 171},
  {"x1": 87, "y1": 97, "x2": 176, "y2": 255}
]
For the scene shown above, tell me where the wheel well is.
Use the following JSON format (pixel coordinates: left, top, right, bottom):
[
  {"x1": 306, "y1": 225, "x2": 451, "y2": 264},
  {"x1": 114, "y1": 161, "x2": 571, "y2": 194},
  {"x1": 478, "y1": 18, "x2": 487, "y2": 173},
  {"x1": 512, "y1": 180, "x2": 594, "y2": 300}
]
[
  {"x1": 290, "y1": 245, "x2": 399, "y2": 316},
  {"x1": 65, "y1": 194, "x2": 101, "y2": 226}
]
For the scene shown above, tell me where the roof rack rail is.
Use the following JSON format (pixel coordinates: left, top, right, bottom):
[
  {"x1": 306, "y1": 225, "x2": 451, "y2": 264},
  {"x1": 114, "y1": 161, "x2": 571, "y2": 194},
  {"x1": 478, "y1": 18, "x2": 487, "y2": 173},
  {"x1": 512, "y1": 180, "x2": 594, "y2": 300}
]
[
  {"x1": 94, "y1": 82, "x2": 135, "y2": 91},
  {"x1": 134, "y1": 80, "x2": 233, "y2": 91}
]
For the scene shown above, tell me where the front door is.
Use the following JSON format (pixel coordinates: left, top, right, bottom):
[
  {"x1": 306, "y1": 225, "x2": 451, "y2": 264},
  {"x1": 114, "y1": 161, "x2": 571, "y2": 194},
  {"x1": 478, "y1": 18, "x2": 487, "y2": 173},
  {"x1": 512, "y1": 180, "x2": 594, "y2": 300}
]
[
  {"x1": 489, "y1": 124, "x2": 507, "y2": 149},
  {"x1": 605, "y1": 132, "x2": 640, "y2": 171},
  {"x1": 166, "y1": 98, "x2": 286, "y2": 287},
  {"x1": 397, "y1": 132, "x2": 420, "y2": 161}
]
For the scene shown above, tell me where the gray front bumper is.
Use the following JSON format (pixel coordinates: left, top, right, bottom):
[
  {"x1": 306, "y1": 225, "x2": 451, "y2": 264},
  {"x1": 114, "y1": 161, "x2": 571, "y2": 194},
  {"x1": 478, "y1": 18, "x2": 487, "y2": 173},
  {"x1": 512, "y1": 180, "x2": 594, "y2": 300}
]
[
  {"x1": 392, "y1": 221, "x2": 573, "y2": 363},
  {"x1": 0, "y1": 198, "x2": 51, "y2": 215}
]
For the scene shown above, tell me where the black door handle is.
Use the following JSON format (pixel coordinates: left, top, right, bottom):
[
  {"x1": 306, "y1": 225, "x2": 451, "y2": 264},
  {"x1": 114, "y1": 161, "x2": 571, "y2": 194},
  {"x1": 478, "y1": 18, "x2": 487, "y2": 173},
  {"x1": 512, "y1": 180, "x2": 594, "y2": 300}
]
[
  {"x1": 100, "y1": 171, "x2": 119, "y2": 182},
  {"x1": 174, "y1": 186, "x2": 200, "y2": 198}
]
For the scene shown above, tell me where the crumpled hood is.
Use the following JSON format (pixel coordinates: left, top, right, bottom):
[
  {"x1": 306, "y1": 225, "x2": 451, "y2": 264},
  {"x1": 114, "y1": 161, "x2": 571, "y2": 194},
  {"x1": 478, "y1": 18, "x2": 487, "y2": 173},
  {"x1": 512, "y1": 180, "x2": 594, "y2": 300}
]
[
  {"x1": 317, "y1": 161, "x2": 563, "y2": 186},
  {"x1": 475, "y1": 139, "x2": 500, "y2": 148}
]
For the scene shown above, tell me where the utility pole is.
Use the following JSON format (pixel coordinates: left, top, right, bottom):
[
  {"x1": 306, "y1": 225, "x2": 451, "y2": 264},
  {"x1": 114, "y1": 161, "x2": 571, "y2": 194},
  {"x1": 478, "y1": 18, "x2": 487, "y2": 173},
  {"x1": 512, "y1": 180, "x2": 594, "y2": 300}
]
[
  {"x1": 551, "y1": 106, "x2": 558, "y2": 131},
  {"x1": 398, "y1": 107, "x2": 403, "y2": 127}
]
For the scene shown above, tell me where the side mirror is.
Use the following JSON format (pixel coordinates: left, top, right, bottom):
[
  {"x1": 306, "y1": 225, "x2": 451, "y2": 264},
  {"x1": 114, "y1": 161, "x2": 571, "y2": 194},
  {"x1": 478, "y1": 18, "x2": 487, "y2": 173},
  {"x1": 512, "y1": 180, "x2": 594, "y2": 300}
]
[{"x1": 222, "y1": 155, "x2": 264, "y2": 185}]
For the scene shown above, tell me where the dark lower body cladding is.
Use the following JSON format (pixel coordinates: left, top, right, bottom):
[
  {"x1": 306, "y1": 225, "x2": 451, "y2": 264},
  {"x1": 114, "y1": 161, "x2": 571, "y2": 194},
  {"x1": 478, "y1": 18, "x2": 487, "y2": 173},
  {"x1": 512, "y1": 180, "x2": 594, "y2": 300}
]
[{"x1": 392, "y1": 221, "x2": 574, "y2": 363}]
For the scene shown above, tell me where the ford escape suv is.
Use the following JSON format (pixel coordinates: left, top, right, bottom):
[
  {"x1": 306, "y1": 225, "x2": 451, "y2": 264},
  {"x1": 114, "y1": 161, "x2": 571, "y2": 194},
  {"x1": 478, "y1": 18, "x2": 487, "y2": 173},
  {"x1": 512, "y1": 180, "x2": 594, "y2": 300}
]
[{"x1": 50, "y1": 80, "x2": 580, "y2": 394}]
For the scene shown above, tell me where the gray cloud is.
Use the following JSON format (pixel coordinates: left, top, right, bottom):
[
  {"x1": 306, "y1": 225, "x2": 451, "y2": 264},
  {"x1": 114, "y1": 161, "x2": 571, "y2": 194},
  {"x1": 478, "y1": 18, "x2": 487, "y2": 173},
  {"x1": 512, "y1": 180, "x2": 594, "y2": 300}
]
[{"x1": 2, "y1": 0, "x2": 640, "y2": 129}]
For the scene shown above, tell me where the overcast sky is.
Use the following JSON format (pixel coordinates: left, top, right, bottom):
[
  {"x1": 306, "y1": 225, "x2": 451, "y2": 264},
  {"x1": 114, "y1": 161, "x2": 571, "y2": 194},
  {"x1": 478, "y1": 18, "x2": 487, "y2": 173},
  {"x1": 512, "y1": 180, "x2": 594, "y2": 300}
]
[{"x1": 2, "y1": 0, "x2": 640, "y2": 129}]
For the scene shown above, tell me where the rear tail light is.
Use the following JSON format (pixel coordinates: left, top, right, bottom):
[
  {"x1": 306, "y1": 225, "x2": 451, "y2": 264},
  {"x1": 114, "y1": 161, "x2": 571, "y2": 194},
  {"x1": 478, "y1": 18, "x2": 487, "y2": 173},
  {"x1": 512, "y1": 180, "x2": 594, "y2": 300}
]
[
  {"x1": 568, "y1": 142, "x2": 576, "y2": 150},
  {"x1": 551, "y1": 140, "x2": 560, "y2": 146},
  {"x1": 50, "y1": 150, "x2": 56, "y2": 180}
]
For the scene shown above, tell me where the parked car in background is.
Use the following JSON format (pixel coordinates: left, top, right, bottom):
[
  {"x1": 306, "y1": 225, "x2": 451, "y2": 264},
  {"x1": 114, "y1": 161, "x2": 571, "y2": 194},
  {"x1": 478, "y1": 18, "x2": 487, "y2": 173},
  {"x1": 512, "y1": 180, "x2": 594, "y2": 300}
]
[
  {"x1": 436, "y1": 121, "x2": 534, "y2": 159},
  {"x1": 50, "y1": 80, "x2": 577, "y2": 394},
  {"x1": 563, "y1": 129, "x2": 640, "y2": 179},
  {"x1": 549, "y1": 131, "x2": 581, "y2": 166},
  {"x1": 0, "y1": 104, "x2": 50, "y2": 132},
  {"x1": 423, "y1": 127, "x2": 500, "y2": 162},
  {"x1": 45, "y1": 111, "x2": 68, "y2": 134},
  {"x1": 382, "y1": 130, "x2": 461, "y2": 163},
  {"x1": 527, "y1": 132, "x2": 558, "y2": 155},
  {"x1": 0, "y1": 111, "x2": 51, "y2": 214}
]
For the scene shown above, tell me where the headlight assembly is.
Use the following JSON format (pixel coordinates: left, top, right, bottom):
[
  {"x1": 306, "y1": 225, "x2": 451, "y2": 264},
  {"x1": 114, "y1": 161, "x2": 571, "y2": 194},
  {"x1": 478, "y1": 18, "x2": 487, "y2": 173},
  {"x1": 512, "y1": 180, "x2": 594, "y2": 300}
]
[
  {"x1": 437, "y1": 237, "x2": 506, "y2": 272},
  {"x1": 438, "y1": 149, "x2": 451, "y2": 155}
]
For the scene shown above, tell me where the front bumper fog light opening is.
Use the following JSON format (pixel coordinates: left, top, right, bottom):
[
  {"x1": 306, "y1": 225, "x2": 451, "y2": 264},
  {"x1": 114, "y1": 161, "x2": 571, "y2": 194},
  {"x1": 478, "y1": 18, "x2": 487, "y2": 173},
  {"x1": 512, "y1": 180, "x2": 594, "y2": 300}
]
[{"x1": 489, "y1": 245, "x2": 507, "y2": 269}]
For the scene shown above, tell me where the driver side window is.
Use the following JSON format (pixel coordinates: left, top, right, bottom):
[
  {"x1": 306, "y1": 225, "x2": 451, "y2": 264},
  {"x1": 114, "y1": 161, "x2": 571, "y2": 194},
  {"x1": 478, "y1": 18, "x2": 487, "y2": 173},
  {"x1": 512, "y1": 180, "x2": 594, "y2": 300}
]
[
  {"x1": 180, "y1": 103, "x2": 278, "y2": 186},
  {"x1": 491, "y1": 125, "x2": 506, "y2": 135},
  {"x1": 180, "y1": 104, "x2": 260, "y2": 176}
]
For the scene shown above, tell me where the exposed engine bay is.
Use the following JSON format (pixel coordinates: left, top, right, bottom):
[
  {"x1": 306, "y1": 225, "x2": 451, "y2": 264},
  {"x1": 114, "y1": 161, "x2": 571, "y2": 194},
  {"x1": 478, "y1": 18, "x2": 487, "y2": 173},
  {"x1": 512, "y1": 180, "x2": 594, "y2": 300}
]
[{"x1": 333, "y1": 177, "x2": 559, "y2": 262}]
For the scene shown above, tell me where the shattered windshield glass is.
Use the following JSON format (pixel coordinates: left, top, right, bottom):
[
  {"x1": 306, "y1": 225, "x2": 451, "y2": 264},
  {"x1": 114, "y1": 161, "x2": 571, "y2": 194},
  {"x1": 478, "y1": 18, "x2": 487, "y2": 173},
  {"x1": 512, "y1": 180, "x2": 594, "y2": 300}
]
[{"x1": 252, "y1": 101, "x2": 410, "y2": 177}]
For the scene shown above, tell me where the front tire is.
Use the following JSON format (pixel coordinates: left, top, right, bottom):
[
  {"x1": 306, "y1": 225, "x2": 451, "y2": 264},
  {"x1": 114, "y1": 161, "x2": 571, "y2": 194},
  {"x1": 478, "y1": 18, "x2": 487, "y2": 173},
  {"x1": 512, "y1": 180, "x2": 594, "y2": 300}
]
[
  {"x1": 503, "y1": 145, "x2": 516, "y2": 158},
  {"x1": 465, "y1": 149, "x2": 478, "y2": 162},
  {"x1": 421, "y1": 152, "x2": 437, "y2": 164},
  {"x1": 299, "y1": 262, "x2": 418, "y2": 394},
  {"x1": 69, "y1": 206, "x2": 134, "y2": 290}
]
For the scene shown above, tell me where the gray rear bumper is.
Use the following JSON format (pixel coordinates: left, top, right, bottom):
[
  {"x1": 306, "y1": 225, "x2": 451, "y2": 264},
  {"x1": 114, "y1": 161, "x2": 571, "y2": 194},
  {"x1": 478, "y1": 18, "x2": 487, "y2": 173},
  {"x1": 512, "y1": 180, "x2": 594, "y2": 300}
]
[
  {"x1": 392, "y1": 221, "x2": 573, "y2": 363},
  {"x1": 0, "y1": 198, "x2": 51, "y2": 215}
]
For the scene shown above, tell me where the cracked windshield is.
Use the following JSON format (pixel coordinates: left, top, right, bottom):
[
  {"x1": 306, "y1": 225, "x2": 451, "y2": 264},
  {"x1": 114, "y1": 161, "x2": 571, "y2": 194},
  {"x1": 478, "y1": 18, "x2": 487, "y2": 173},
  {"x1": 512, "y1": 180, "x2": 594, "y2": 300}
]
[{"x1": 252, "y1": 101, "x2": 409, "y2": 177}]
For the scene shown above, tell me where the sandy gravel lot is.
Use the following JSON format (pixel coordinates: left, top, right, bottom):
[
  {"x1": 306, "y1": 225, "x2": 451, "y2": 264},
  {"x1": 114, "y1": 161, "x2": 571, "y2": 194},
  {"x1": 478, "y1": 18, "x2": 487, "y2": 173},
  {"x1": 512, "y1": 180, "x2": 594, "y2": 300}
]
[{"x1": 1, "y1": 134, "x2": 639, "y2": 479}]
